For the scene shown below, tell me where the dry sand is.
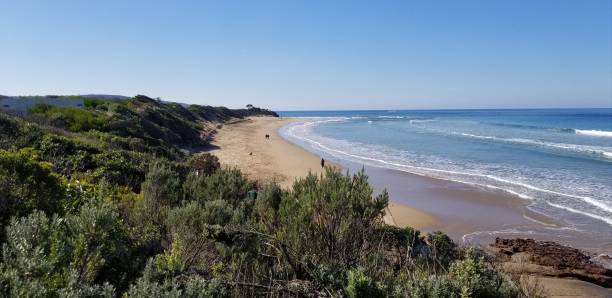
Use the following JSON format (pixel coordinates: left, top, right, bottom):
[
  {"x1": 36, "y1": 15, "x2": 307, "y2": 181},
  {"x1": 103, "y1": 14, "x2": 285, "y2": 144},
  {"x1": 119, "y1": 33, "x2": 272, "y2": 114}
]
[
  {"x1": 207, "y1": 117, "x2": 611, "y2": 296},
  {"x1": 208, "y1": 117, "x2": 437, "y2": 229}
]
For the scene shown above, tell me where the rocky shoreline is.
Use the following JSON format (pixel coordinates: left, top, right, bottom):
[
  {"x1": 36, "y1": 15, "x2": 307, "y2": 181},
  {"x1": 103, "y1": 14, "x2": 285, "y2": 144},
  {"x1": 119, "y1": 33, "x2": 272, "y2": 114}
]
[{"x1": 491, "y1": 238, "x2": 612, "y2": 289}]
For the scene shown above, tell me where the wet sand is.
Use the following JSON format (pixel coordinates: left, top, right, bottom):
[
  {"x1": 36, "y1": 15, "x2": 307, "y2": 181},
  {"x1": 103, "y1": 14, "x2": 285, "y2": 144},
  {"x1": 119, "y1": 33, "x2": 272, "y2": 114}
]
[
  {"x1": 342, "y1": 160, "x2": 612, "y2": 253},
  {"x1": 209, "y1": 116, "x2": 611, "y2": 254},
  {"x1": 208, "y1": 117, "x2": 612, "y2": 295},
  {"x1": 207, "y1": 117, "x2": 437, "y2": 229}
]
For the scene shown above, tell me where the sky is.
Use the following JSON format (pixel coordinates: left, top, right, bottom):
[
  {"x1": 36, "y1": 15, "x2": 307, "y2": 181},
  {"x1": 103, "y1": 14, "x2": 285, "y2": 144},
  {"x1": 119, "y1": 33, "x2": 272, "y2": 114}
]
[{"x1": 1, "y1": 0, "x2": 611, "y2": 110}]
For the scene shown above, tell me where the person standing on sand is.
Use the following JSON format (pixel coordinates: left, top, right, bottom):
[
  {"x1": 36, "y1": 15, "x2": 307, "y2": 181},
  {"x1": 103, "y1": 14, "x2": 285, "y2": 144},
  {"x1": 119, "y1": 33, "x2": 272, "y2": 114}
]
[{"x1": 320, "y1": 158, "x2": 325, "y2": 168}]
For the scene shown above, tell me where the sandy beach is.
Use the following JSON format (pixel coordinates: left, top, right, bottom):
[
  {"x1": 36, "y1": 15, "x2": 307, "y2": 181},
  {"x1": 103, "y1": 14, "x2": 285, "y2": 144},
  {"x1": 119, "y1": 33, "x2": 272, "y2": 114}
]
[
  {"x1": 208, "y1": 117, "x2": 612, "y2": 297},
  {"x1": 208, "y1": 117, "x2": 437, "y2": 229},
  {"x1": 208, "y1": 117, "x2": 612, "y2": 253}
]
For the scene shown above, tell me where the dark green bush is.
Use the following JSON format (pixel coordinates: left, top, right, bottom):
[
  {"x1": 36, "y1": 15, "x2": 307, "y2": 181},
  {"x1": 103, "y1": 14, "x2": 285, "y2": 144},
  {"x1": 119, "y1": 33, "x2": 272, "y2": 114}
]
[
  {"x1": 187, "y1": 153, "x2": 220, "y2": 176},
  {"x1": 0, "y1": 149, "x2": 66, "y2": 240},
  {"x1": 346, "y1": 267, "x2": 385, "y2": 298},
  {"x1": 276, "y1": 168, "x2": 388, "y2": 272},
  {"x1": 0, "y1": 200, "x2": 129, "y2": 296},
  {"x1": 183, "y1": 167, "x2": 252, "y2": 206},
  {"x1": 427, "y1": 231, "x2": 457, "y2": 269}
]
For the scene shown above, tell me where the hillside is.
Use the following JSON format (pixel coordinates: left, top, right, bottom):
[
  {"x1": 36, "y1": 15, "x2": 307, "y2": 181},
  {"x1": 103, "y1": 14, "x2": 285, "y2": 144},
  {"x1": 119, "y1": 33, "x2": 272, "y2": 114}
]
[
  {"x1": 1, "y1": 96, "x2": 608, "y2": 297},
  {"x1": 0, "y1": 94, "x2": 276, "y2": 190}
]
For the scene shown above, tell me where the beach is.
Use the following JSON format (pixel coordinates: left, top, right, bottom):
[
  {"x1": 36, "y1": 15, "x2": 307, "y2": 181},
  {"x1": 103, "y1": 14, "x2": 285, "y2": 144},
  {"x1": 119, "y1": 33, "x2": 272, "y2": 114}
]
[
  {"x1": 208, "y1": 117, "x2": 437, "y2": 229},
  {"x1": 209, "y1": 116, "x2": 612, "y2": 253},
  {"x1": 208, "y1": 116, "x2": 612, "y2": 297}
]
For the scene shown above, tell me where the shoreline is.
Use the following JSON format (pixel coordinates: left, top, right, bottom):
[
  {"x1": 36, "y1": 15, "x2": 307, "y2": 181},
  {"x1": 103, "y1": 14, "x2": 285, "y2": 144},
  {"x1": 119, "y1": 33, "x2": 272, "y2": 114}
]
[
  {"x1": 207, "y1": 116, "x2": 437, "y2": 229},
  {"x1": 208, "y1": 117, "x2": 612, "y2": 255}
]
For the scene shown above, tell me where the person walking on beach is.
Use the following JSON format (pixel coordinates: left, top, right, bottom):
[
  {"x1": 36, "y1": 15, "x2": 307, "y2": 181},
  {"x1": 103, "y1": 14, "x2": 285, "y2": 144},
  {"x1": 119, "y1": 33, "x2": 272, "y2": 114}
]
[{"x1": 320, "y1": 158, "x2": 325, "y2": 168}]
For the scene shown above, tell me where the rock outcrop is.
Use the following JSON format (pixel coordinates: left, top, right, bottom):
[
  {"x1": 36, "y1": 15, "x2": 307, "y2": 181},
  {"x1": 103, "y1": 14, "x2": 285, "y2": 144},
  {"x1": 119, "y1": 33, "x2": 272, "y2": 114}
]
[{"x1": 491, "y1": 238, "x2": 612, "y2": 288}]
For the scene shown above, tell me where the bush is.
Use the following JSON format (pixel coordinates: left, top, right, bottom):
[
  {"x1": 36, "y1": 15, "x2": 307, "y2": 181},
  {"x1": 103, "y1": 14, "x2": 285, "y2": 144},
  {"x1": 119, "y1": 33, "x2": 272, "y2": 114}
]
[
  {"x1": 448, "y1": 247, "x2": 517, "y2": 298},
  {"x1": 0, "y1": 200, "x2": 128, "y2": 296},
  {"x1": 0, "y1": 148, "x2": 66, "y2": 240},
  {"x1": 164, "y1": 200, "x2": 235, "y2": 271},
  {"x1": 346, "y1": 267, "x2": 385, "y2": 298},
  {"x1": 188, "y1": 153, "x2": 220, "y2": 176},
  {"x1": 183, "y1": 167, "x2": 252, "y2": 206},
  {"x1": 274, "y1": 168, "x2": 389, "y2": 278},
  {"x1": 36, "y1": 134, "x2": 98, "y2": 175},
  {"x1": 91, "y1": 150, "x2": 148, "y2": 190},
  {"x1": 426, "y1": 231, "x2": 457, "y2": 269},
  {"x1": 28, "y1": 104, "x2": 108, "y2": 132},
  {"x1": 142, "y1": 160, "x2": 183, "y2": 208}
]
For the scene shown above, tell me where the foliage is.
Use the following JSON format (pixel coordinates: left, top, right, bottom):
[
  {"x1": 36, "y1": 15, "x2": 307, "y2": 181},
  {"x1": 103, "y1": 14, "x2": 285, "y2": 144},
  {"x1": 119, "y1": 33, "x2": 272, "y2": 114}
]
[
  {"x1": 0, "y1": 200, "x2": 129, "y2": 296},
  {"x1": 183, "y1": 167, "x2": 252, "y2": 206},
  {"x1": 448, "y1": 247, "x2": 518, "y2": 298},
  {"x1": 276, "y1": 168, "x2": 388, "y2": 274},
  {"x1": 187, "y1": 153, "x2": 220, "y2": 176},
  {"x1": 29, "y1": 103, "x2": 108, "y2": 132},
  {"x1": 427, "y1": 230, "x2": 458, "y2": 269},
  {"x1": 0, "y1": 149, "x2": 66, "y2": 241},
  {"x1": 346, "y1": 267, "x2": 384, "y2": 298},
  {"x1": 0, "y1": 99, "x2": 528, "y2": 297}
]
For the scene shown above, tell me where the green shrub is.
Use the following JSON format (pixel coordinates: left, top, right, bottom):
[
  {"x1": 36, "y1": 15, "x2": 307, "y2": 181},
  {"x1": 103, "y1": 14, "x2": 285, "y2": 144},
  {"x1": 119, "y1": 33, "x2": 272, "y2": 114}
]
[
  {"x1": 91, "y1": 150, "x2": 148, "y2": 190},
  {"x1": 0, "y1": 113, "x2": 44, "y2": 150},
  {"x1": 29, "y1": 103, "x2": 108, "y2": 132},
  {"x1": 276, "y1": 168, "x2": 388, "y2": 272},
  {"x1": 183, "y1": 167, "x2": 252, "y2": 206},
  {"x1": 0, "y1": 200, "x2": 128, "y2": 296},
  {"x1": 142, "y1": 160, "x2": 183, "y2": 208},
  {"x1": 187, "y1": 153, "x2": 220, "y2": 176},
  {"x1": 346, "y1": 267, "x2": 385, "y2": 298},
  {"x1": 36, "y1": 134, "x2": 98, "y2": 174},
  {"x1": 0, "y1": 148, "x2": 66, "y2": 240},
  {"x1": 448, "y1": 247, "x2": 517, "y2": 298},
  {"x1": 426, "y1": 231, "x2": 457, "y2": 269}
]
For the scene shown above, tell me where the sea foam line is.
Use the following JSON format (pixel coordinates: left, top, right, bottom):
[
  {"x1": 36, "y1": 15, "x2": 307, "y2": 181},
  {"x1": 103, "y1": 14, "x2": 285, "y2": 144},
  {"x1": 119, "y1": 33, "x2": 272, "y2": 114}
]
[
  {"x1": 285, "y1": 120, "x2": 612, "y2": 216},
  {"x1": 456, "y1": 132, "x2": 612, "y2": 160},
  {"x1": 576, "y1": 129, "x2": 612, "y2": 138},
  {"x1": 546, "y1": 202, "x2": 612, "y2": 226}
]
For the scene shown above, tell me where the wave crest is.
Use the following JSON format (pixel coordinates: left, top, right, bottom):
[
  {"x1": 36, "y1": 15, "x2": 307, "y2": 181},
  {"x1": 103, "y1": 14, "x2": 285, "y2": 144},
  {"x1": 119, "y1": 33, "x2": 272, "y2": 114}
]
[{"x1": 575, "y1": 130, "x2": 612, "y2": 138}]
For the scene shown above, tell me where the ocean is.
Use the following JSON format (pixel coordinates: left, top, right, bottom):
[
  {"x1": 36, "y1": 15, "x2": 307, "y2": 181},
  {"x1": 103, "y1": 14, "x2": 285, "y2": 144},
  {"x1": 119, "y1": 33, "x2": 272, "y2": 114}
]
[{"x1": 278, "y1": 109, "x2": 612, "y2": 252}]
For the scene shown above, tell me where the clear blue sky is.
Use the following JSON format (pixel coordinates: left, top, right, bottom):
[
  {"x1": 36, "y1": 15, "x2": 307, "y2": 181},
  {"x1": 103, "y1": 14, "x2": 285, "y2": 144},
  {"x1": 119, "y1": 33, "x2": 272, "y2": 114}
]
[{"x1": 1, "y1": 0, "x2": 610, "y2": 110}]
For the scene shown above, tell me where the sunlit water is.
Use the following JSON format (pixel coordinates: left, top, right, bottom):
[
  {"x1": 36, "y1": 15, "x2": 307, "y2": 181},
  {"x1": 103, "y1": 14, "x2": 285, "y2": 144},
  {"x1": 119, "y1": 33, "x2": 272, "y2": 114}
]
[{"x1": 279, "y1": 109, "x2": 612, "y2": 249}]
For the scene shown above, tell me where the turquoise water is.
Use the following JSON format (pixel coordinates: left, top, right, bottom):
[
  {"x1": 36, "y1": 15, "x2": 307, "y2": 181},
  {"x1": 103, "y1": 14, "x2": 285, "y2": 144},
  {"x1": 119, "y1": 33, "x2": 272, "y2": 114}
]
[{"x1": 279, "y1": 109, "x2": 612, "y2": 244}]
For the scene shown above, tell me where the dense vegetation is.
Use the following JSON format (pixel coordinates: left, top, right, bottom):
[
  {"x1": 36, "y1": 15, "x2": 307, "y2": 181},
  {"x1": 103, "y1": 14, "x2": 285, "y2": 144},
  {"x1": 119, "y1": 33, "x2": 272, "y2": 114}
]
[{"x1": 0, "y1": 97, "x2": 540, "y2": 297}]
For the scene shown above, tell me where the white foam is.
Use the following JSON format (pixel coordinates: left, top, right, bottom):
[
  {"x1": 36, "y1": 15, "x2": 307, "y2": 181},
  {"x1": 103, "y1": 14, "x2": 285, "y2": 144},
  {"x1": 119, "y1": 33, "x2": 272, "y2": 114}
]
[
  {"x1": 409, "y1": 119, "x2": 435, "y2": 124},
  {"x1": 546, "y1": 202, "x2": 612, "y2": 226},
  {"x1": 576, "y1": 129, "x2": 612, "y2": 138},
  {"x1": 457, "y1": 132, "x2": 612, "y2": 160},
  {"x1": 461, "y1": 225, "x2": 584, "y2": 244},
  {"x1": 285, "y1": 119, "x2": 612, "y2": 216},
  {"x1": 377, "y1": 116, "x2": 404, "y2": 119}
]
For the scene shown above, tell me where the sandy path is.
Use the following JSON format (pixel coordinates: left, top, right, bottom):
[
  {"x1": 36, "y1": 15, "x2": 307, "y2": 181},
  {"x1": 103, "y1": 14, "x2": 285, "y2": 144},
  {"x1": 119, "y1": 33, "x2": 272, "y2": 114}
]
[{"x1": 208, "y1": 117, "x2": 437, "y2": 229}]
